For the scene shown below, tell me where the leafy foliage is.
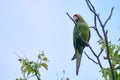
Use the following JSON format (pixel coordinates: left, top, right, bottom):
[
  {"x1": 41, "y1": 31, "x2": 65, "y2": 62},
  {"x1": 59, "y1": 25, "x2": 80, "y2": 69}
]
[
  {"x1": 16, "y1": 51, "x2": 48, "y2": 80},
  {"x1": 100, "y1": 40, "x2": 120, "y2": 80}
]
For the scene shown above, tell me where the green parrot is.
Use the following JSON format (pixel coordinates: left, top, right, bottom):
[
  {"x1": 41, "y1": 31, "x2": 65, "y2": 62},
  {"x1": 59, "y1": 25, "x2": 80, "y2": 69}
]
[{"x1": 72, "y1": 14, "x2": 90, "y2": 75}]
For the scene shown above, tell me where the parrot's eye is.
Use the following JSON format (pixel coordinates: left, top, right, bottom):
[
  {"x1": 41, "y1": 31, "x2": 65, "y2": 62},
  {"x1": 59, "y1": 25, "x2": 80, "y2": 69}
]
[{"x1": 73, "y1": 16, "x2": 78, "y2": 22}]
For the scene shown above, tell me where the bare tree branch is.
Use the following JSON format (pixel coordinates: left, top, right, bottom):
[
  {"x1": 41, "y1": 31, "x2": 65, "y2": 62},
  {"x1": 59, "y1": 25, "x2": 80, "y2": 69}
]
[
  {"x1": 104, "y1": 7, "x2": 114, "y2": 27},
  {"x1": 102, "y1": 25, "x2": 114, "y2": 80},
  {"x1": 100, "y1": 7, "x2": 114, "y2": 80},
  {"x1": 87, "y1": 43, "x2": 103, "y2": 69},
  {"x1": 89, "y1": 26, "x2": 94, "y2": 28},
  {"x1": 94, "y1": 14, "x2": 103, "y2": 39},
  {"x1": 86, "y1": 0, "x2": 96, "y2": 14},
  {"x1": 35, "y1": 70, "x2": 41, "y2": 80},
  {"x1": 84, "y1": 51, "x2": 98, "y2": 64},
  {"x1": 86, "y1": 0, "x2": 103, "y2": 39},
  {"x1": 98, "y1": 48, "x2": 103, "y2": 57},
  {"x1": 66, "y1": 12, "x2": 79, "y2": 29},
  {"x1": 86, "y1": 0, "x2": 115, "y2": 80}
]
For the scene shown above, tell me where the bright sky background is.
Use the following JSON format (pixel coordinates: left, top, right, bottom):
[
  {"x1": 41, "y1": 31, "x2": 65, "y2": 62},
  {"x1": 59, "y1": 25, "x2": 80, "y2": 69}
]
[{"x1": 0, "y1": 0, "x2": 120, "y2": 80}]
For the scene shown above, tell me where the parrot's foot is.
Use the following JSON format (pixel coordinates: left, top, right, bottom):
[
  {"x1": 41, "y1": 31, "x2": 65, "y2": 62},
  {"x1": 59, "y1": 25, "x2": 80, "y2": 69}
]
[{"x1": 84, "y1": 42, "x2": 89, "y2": 47}]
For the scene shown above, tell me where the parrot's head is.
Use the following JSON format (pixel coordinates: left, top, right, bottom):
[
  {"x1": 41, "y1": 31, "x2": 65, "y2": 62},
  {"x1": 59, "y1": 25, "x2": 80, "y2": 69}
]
[{"x1": 73, "y1": 14, "x2": 85, "y2": 22}]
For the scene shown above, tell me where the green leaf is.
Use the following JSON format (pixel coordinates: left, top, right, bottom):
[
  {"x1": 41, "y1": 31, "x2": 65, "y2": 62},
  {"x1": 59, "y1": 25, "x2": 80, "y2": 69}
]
[
  {"x1": 27, "y1": 65, "x2": 33, "y2": 76},
  {"x1": 31, "y1": 62, "x2": 38, "y2": 70},
  {"x1": 16, "y1": 78, "x2": 18, "y2": 80},
  {"x1": 36, "y1": 70, "x2": 41, "y2": 78},
  {"x1": 41, "y1": 63, "x2": 48, "y2": 70},
  {"x1": 38, "y1": 51, "x2": 45, "y2": 59},
  {"x1": 114, "y1": 50, "x2": 118, "y2": 57},
  {"x1": 101, "y1": 43, "x2": 106, "y2": 50},
  {"x1": 16, "y1": 52, "x2": 48, "y2": 80},
  {"x1": 116, "y1": 66, "x2": 120, "y2": 70},
  {"x1": 100, "y1": 68, "x2": 111, "y2": 80},
  {"x1": 38, "y1": 54, "x2": 41, "y2": 59},
  {"x1": 42, "y1": 57, "x2": 48, "y2": 61},
  {"x1": 41, "y1": 51, "x2": 45, "y2": 56}
]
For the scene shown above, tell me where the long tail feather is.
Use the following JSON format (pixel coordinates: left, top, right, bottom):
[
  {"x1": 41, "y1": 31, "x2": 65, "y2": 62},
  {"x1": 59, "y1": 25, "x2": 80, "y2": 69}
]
[{"x1": 76, "y1": 50, "x2": 82, "y2": 75}]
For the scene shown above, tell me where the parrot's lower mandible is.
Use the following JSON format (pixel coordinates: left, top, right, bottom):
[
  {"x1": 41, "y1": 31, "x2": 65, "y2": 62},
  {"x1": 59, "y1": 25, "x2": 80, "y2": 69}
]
[{"x1": 71, "y1": 14, "x2": 90, "y2": 75}]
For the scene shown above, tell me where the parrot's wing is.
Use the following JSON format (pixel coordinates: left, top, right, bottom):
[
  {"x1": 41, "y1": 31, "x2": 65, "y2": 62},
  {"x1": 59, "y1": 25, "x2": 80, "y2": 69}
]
[{"x1": 87, "y1": 29, "x2": 91, "y2": 42}]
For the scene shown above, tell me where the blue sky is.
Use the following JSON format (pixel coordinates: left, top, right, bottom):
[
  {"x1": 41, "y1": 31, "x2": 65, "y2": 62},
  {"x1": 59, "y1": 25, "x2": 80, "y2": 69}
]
[{"x1": 0, "y1": 0, "x2": 120, "y2": 80}]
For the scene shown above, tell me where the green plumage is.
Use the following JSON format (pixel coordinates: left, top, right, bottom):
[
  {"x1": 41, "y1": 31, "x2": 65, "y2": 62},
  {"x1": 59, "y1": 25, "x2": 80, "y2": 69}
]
[{"x1": 72, "y1": 14, "x2": 90, "y2": 75}]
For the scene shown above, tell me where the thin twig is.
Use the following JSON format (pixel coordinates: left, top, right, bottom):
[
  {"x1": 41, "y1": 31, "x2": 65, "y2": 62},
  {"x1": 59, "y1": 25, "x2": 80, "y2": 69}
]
[
  {"x1": 14, "y1": 52, "x2": 22, "y2": 59},
  {"x1": 87, "y1": 43, "x2": 103, "y2": 69},
  {"x1": 89, "y1": 26, "x2": 94, "y2": 28},
  {"x1": 104, "y1": 7, "x2": 114, "y2": 27},
  {"x1": 66, "y1": 12, "x2": 78, "y2": 29},
  {"x1": 97, "y1": 56, "x2": 103, "y2": 69},
  {"x1": 86, "y1": 43, "x2": 97, "y2": 57},
  {"x1": 94, "y1": 14, "x2": 103, "y2": 39},
  {"x1": 27, "y1": 74, "x2": 36, "y2": 79},
  {"x1": 86, "y1": 0, "x2": 96, "y2": 14},
  {"x1": 84, "y1": 51, "x2": 98, "y2": 64},
  {"x1": 98, "y1": 48, "x2": 103, "y2": 57},
  {"x1": 35, "y1": 70, "x2": 41, "y2": 80}
]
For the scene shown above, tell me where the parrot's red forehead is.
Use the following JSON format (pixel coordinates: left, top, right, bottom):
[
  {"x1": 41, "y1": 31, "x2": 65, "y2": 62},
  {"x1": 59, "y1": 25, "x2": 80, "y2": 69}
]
[{"x1": 73, "y1": 14, "x2": 79, "y2": 17}]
